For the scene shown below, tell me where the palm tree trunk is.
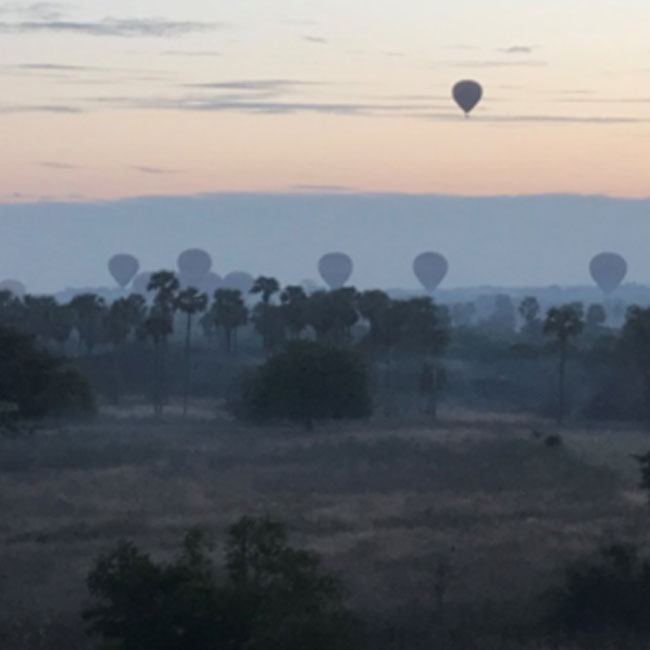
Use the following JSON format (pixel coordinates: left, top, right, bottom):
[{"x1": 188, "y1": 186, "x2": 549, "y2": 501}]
[
  {"x1": 557, "y1": 341, "x2": 567, "y2": 425},
  {"x1": 183, "y1": 312, "x2": 192, "y2": 418}
]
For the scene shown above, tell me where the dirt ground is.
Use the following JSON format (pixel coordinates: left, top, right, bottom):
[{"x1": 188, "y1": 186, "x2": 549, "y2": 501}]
[{"x1": 1, "y1": 405, "x2": 649, "y2": 649}]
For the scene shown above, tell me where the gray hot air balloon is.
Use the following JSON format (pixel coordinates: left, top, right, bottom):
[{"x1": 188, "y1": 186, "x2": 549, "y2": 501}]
[
  {"x1": 413, "y1": 252, "x2": 448, "y2": 293},
  {"x1": 108, "y1": 253, "x2": 140, "y2": 288},
  {"x1": 590, "y1": 252, "x2": 627, "y2": 295},
  {"x1": 0, "y1": 279, "x2": 26, "y2": 297},
  {"x1": 177, "y1": 249, "x2": 212, "y2": 275},
  {"x1": 318, "y1": 253, "x2": 353, "y2": 290},
  {"x1": 452, "y1": 80, "x2": 483, "y2": 116},
  {"x1": 222, "y1": 271, "x2": 254, "y2": 294},
  {"x1": 132, "y1": 271, "x2": 154, "y2": 297}
]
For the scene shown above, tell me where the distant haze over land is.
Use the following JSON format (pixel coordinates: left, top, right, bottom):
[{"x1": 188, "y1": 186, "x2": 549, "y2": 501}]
[{"x1": 3, "y1": 192, "x2": 650, "y2": 295}]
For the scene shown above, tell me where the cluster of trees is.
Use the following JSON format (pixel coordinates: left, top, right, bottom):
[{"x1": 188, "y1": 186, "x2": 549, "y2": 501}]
[
  {"x1": 7, "y1": 272, "x2": 650, "y2": 425},
  {"x1": 83, "y1": 517, "x2": 359, "y2": 650}
]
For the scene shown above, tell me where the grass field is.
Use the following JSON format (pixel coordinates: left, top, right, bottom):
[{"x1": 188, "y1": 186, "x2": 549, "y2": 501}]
[{"x1": 1, "y1": 405, "x2": 650, "y2": 649}]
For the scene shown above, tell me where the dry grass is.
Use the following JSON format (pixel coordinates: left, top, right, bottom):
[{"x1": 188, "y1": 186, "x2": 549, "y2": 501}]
[{"x1": 1, "y1": 407, "x2": 649, "y2": 648}]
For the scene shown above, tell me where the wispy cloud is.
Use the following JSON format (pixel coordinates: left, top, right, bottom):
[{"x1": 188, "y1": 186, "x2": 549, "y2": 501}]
[
  {"x1": 185, "y1": 79, "x2": 319, "y2": 92},
  {"x1": 0, "y1": 104, "x2": 81, "y2": 113},
  {"x1": 0, "y1": 17, "x2": 219, "y2": 37},
  {"x1": 161, "y1": 50, "x2": 222, "y2": 57},
  {"x1": 498, "y1": 45, "x2": 535, "y2": 54},
  {"x1": 133, "y1": 166, "x2": 179, "y2": 175},
  {"x1": 449, "y1": 59, "x2": 546, "y2": 68},
  {"x1": 304, "y1": 35, "x2": 327, "y2": 44},
  {"x1": 290, "y1": 184, "x2": 354, "y2": 192}
]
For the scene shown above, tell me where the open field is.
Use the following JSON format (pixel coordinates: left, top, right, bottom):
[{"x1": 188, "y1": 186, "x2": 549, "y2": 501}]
[{"x1": 1, "y1": 407, "x2": 650, "y2": 649}]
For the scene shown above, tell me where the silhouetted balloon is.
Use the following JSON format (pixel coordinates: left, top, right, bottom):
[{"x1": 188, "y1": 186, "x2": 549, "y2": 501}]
[
  {"x1": 179, "y1": 271, "x2": 222, "y2": 294},
  {"x1": 318, "y1": 253, "x2": 353, "y2": 290},
  {"x1": 590, "y1": 252, "x2": 627, "y2": 294},
  {"x1": 0, "y1": 279, "x2": 26, "y2": 297},
  {"x1": 452, "y1": 80, "x2": 483, "y2": 116},
  {"x1": 201, "y1": 272, "x2": 222, "y2": 295},
  {"x1": 177, "y1": 249, "x2": 212, "y2": 275},
  {"x1": 132, "y1": 271, "x2": 154, "y2": 297},
  {"x1": 108, "y1": 253, "x2": 139, "y2": 288},
  {"x1": 413, "y1": 252, "x2": 448, "y2": 293},
  {"x1": 222, "y1": 271, "x2": 254, "y2": 294}
]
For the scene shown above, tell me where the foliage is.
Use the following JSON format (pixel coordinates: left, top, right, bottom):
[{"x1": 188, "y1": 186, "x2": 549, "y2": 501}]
[
  {"x1": 550, "y1": 544, "x2": 650, "y2": 640},
  {"x1": 0, "y1": 325, "x2": 95, "y2": 419},
  {"x1": 238, "y1": 340, "x2": 372, "y2": 429},
  {"x1": 83, "y1": 517, "x2": 359, "y2": 650}
]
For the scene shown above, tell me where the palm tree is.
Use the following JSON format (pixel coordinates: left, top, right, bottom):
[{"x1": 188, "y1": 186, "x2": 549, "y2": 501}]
[
  {"x1": 68, "y1": 293, "x2": 107, "y2": 355},
  {"x1": 210, "y1": 289, "x2": 249, "y2": 354},
  {"x1": 175, "y1": 287, "x2": 208, "y2": 418},
  {"x1": 280, "y1": 285, "x2": 309, "y2": 339},
  {"x1": 146, "y1": 271, "x2": 180, "y2": 416},
  {"x1": 250, "y1": 276, "x2": 280, "y2": 305},
  {"x1": 543, "y1": 303, "x2": 584, "y2": 425}
]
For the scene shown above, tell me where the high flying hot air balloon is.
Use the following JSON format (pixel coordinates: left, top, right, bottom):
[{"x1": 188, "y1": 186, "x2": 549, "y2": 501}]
[
  {"x1": 108, "y1": 254, "x2": 139, "y2": 288},
  {"x1": 413, "y1": 252, "x2": 448, "y2": 293},
  {"x1": 177, "y1": 249, "x2": 212, "y2": 275},
  {"x1": 222, "y1": 271, "x2": 254, "y2": 294},
  {"x1": 590, "y1": 252, "x2": 627, "y2": 295},
  {"x1": 318, "y1": 253, "x2": 353, "y2": 290},
  {"x1": 452, "y1": 80, "x2": 483, "y2": 116}
]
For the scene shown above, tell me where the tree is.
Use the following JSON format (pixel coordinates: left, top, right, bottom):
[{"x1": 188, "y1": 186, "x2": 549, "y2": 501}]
[
  {"x1": 280, "y1": 285, "x2": 309, "y2": 339},
  {"x1": 83, "y1": 517, "x2": 358, "y2": 650},
  {"x1": 210, "y1": 289, "x2": 249, "y2": 353},
  {"x1": 69, "y1": 293, "x2": 107, "y2": 355},
  {"x1": 543, "y1": 302, "x2": 584, "y2": 424},
  {"x1": 250, "y1": 276, "x2": 280, "y2": 305},
  {"x1": 518, "y1": 296, "x2": 542, "y2": 341},
  {"x1": 103, "y1": 295, "x2": 147, "y2": 402},
  {"x1": 586, "y1": 303, "x2": 607, "y2": 329},
  {"x1": 175, "y1": 287, "x2": 208, "y2": 418},
  {"x1": 239, "y1": 340, "x2": 371, "y2": 430},
  {"x1": 0, "y1": 325, "x2": 95, "y2": 420},
  {"x1": 621, "y1": 305, "x2": 650, "y2": 419},
  {"x1": 450, "y1": 301, "x2": 476, "y2": 328},
  {"x1": 145, "y1": 271, "x2": 180, "y2": 415},
  {"x1": 306, "y1": 288, "x2": 359, "y2": 346}
]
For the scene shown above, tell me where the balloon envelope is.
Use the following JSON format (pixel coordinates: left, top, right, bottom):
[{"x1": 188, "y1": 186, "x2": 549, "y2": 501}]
[
  {"x1": 413, "y1": 252, "x2": 448, "y2": 293},
  {"x1": 222, "y1": 271, "x2": 254, "y2": 294},
  {"x1": 0, "y1": 279, "x2": 26, "y2": 297},
  {"x1": 177, "y1": 249, "x2": 212, "y2": 275},
  {"x1": 590, "y1": 252, "x2": 627, "y2": 294},
  {"x1": 132, "y1": 271, "x2": 154, "y2": 297},
  {"x1": 452, "y1": 80, "x2": 483, "y2": 115},
  {"x1": 108, "y1": 253, "x2": 139, "y2": 288},
  {"x1": 179, "y1": 271, "x2": 222, "y2": 294},
  {"x1": 318, "y1": 253, "x2": 353, "y2": 290}
]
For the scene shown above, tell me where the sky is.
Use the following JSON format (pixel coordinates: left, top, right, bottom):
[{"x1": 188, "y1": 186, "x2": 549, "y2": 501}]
[{"x1": 1, "y1": 0, "x2": 650, "y2": 199}]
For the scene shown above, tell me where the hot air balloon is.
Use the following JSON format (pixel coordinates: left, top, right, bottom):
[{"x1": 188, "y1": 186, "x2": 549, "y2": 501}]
[
  {"x1": 318, "y1": 253, "x2": 353, "y2": 290},
  {"x1": 590, "y1": 252, "x2": 627, "y2": 295},
  {"x1": 177, "y1": 249, "x2": 212, "y2": 275},
  {"x1": 222, "y1": 271, "x2": 254, "y2": 294},
  {"x1": 108, "y1": 254, "x2": 139, "y2": 288},
  {"x1": 132, "y1": 271, "x2": 154, "y2": 297},
  {"x1": 0, "y1": 279, "x2": 26, "y2": 297},
  {"x1": 200, "y1": 272, "x2": 222, "y2": 295},
  {"x1": 452, "y1": 80, "x2": 482, "y2": 116},
  {"x1": 413, "y1": 252, "x2": 448, "y2": 293}
]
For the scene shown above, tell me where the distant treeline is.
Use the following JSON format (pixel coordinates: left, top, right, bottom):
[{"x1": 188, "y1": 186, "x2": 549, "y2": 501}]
[{"x1": 2, "y1": 273, "x2": 650, "y2": 424}]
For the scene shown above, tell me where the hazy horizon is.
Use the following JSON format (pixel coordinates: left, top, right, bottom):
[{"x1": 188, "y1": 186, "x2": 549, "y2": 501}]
[{"x1": 2, "y1": 191, "x2": 649, "y2": 295}]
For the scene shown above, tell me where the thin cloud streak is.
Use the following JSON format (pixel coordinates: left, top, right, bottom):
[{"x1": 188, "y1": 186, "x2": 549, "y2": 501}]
[{"x1": 0, "y1": 17, "x2": 220, "y2": 37}]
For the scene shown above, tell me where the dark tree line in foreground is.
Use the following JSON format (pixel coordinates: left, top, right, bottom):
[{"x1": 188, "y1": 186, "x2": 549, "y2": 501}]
[{"x1": 3, "y1": 273, "x2": 650, "y2": 425}]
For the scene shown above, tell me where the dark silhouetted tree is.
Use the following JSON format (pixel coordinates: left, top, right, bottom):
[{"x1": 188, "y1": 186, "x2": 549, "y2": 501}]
[
  {"x1": 69, "y1": 293, "x2": 107, "y2": 355},
  {"x1": 209, "y1": 288, "x2": 249, "y2": 353},
  {"x1": 306, "y1": 288, "x2": 359, "y2": 346},
  {"x1": 544, "y1": 302, "x2": 584, "y2": 424},
  {"x1": 280, "y1": 285, "x2": 309, "y2": 339},
  {"x1": 518, "y1": 296, "x2": 542, "y2": 341},
  {"x1": 239, "y1": 340, "x2": 371, "y2": 430},
  {"x1": 621, "y1": 305, "x2": 650, "y2": 420},
  {"x1": 175, "y1": 287, "x2": 208, "y2": 417}
]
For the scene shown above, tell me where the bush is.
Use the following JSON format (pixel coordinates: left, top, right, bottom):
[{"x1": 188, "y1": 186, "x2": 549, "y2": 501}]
[
  {"x1": 83, "y1": 517, "x2": 360, "y2": 650},
  {"x1": 237, "y1": 340, "x2": 372, "y2": 429},
  {"x1": 0, "y1": 325, "x2": 95, "y2": 420},
  {"x1": 550, "y1": 544, "x2": 650, "y2": 640}
]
